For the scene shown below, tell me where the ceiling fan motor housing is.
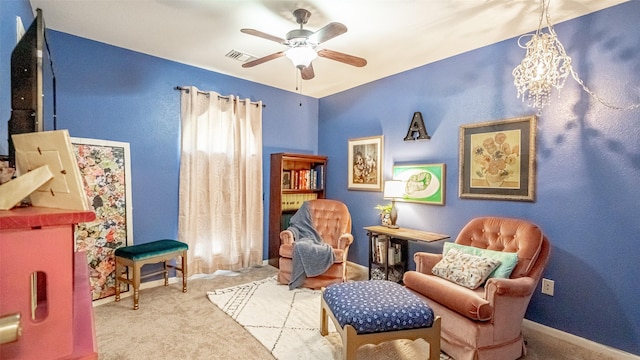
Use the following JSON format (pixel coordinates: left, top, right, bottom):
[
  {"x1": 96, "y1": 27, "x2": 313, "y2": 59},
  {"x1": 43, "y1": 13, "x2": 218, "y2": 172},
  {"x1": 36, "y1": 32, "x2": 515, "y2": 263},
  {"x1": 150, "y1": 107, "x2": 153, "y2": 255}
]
[{"x1": 286, "y1": 29, "x2": 315, "y2": 46}]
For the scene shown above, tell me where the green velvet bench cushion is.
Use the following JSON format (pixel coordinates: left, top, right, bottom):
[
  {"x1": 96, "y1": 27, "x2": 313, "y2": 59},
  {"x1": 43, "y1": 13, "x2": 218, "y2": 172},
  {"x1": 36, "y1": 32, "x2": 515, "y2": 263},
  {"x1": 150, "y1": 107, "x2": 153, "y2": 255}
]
[{"x1": 114, "y1": 239, "x2": 188, "y2": 261}]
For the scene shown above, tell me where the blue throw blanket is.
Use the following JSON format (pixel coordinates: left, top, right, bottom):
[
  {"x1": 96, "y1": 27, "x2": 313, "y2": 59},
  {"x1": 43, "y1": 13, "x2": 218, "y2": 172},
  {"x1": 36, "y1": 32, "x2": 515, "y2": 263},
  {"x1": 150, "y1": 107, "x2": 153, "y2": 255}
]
[{"x1": 287, "y1": 202, "x2": 336, "y2": 289}]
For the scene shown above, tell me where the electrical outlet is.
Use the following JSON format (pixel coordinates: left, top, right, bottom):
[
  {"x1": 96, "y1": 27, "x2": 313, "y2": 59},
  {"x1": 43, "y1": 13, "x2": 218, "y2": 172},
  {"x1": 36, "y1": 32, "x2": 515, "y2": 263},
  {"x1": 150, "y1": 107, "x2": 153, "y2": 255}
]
[{"x1": 541, "y1": 278, "x2": 554, "y2": 296}]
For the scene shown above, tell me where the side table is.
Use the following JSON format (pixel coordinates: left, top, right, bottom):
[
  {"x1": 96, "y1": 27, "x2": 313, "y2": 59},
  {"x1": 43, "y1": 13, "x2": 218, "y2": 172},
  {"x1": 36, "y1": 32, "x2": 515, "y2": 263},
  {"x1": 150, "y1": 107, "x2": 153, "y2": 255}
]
[{"x1": 364, "y1": 225, "x2": 449, "y2": 283}]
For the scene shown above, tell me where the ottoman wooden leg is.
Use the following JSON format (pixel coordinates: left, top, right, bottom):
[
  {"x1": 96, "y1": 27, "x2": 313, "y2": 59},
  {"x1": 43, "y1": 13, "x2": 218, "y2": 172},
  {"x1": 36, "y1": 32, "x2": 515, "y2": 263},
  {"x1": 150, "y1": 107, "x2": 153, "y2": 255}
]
[
  {"x1": 343, "y1": 325, "x2": 359, "y2": 360},
  {"x1": 320, "y1": 299, "x2": 329, "y2": 336},
  {"x1": 428, "y1": 317, "x2": 441, "y2": 359}
]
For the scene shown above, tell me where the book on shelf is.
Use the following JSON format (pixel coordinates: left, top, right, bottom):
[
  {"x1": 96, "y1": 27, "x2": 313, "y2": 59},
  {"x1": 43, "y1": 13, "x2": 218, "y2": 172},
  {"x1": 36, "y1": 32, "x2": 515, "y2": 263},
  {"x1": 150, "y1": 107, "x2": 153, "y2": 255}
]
[
  {"x1": 281, "y1": 193, "x2": 318, "y2": 211},
  {"x1": 285, "y1": 168, "x2": 322, "y2": 190},
  {"x1": 314, "y1": 164, "x2": 324, "y2": 190},
  {"x1": 373, "y1": 235, "x2": 387, "y2": 264}
]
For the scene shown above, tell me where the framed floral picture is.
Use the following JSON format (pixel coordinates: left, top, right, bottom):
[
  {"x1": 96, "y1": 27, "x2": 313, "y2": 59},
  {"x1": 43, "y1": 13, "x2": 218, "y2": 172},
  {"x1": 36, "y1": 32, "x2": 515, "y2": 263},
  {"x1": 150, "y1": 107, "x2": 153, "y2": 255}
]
[
  {"x1": 71, "y1": 137, "x2": 133, "y2": 301},
  {"x1": 348, "y1": 135, "x2": 383, "y2": 191},
  {"x1": 459, "y1": 115, "x2": 536, "y2": 201},
  {"x1": 392, "y1": 163, "x2": 446, "y2": 205}
]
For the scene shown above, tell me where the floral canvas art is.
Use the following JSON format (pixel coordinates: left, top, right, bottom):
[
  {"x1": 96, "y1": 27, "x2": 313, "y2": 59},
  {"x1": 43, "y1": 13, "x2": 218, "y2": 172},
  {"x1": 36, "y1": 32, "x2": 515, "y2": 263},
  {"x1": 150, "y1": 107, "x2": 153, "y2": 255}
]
[
  {"x1": 72, "y1": 138, "x2": 133, "y2": 301},
  {"x1": 459, "y1": 116, "x2": 536, "y2": 201}
]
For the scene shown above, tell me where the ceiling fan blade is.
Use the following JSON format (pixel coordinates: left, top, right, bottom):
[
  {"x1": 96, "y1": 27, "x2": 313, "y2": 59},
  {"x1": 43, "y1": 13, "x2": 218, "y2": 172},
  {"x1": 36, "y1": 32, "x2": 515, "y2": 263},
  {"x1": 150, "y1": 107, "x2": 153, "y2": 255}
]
[
  {"x1": 241, "y1": 28, "x2": 286, "y2": 44},
  {"x1": 300, "y1": 63, "x2": 315, "y2": 80},
  {"x1": 242, "y1": 51, "x2": 285, "y2": 68},
  {"x1": 309, "y1": 22, "x2": 347, "y2": 44},
  {"x1": 317, "y1": 49, "x2": 367, "y2": 67}
]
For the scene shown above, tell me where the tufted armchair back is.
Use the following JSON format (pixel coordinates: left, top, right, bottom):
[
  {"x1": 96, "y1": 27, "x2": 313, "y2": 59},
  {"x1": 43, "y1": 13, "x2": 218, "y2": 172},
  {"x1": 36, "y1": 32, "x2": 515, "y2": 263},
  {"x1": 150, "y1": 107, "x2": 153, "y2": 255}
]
[
  {"x1": 307, "y1": 199, "x2": 352, "y2": 248},
  {"x1": 277, "y1": 199, "x2": 354, "y2": 289},
  {"x1": 455, "y1": 216, "x2": 545, "y2": 279}
]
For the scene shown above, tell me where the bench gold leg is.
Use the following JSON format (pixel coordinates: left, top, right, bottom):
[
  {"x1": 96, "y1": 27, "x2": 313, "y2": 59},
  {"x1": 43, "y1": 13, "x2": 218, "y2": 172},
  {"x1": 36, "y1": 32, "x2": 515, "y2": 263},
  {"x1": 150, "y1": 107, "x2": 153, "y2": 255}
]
[
  {"x1": 132, "y1": 263, "x2": 141, "y2": 310},
  {"x1": 163, "y1": 261, "x2": 169, "y2": 286},
  {"x1": 114, "y1": 260, "x2": 122, "y2": 302},
  {"x1": 181, "y1": 251, "x2": 188, "y2": 293}
]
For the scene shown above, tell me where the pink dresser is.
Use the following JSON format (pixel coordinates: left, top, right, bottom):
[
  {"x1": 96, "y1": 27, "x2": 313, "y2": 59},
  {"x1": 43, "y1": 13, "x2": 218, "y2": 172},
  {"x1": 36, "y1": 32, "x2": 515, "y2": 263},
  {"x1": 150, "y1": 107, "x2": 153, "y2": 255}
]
[{"x1": 0, "y1": 207, "x2": 97, "y2": 360}]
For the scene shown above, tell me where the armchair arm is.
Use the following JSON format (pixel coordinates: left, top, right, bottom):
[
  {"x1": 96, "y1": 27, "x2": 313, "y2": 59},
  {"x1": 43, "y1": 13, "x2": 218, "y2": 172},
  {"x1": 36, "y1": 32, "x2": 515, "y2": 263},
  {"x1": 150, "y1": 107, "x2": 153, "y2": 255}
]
[
  {"x1": 413, "y1": 252, "x2": 442, "y2": 274},
  {"x1": 336, "y1": 233, "x2": 354, "y2": 250},
  {"x1": 280, "y1": 229, "x2": 295, "y2": 245},
  {"x1": 484, "y1": 276, "x2": 537, "y2": 299},
  {"x1": 484, "y1": 276, "x2": 539, "y2": 339}
]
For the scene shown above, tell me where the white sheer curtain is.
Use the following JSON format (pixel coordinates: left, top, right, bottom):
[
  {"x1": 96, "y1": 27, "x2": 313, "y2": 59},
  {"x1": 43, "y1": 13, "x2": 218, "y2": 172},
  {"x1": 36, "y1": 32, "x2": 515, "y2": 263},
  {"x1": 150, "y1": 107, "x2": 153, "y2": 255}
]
[{"x1": 178, "y1": 86, "x2": 263, "y2": 274}]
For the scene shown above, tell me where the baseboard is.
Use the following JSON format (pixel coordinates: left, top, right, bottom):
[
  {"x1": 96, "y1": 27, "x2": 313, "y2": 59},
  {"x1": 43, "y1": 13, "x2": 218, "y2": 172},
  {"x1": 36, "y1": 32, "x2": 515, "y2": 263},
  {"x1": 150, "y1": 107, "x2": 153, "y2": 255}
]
[
  {"x1": 92, "y1": 277, "x2": 178, "y2": 307},
  {"x1": 347, "y1": 261, "x2": 368, "y2": 274},
  {"x1": 347, "y1": 261, "x2": 367, "y2": 271},
  {"x1": 523, "y1": 319, "x2": 640, "y2": 359}
]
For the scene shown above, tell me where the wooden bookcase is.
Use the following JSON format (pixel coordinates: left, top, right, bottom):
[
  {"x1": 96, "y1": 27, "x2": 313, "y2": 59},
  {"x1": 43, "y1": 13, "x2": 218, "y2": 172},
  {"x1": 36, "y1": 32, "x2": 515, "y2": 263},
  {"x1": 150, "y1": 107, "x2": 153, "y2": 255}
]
[{"x1": 268, "y1": 153, "x2": 327, "y2": 267}]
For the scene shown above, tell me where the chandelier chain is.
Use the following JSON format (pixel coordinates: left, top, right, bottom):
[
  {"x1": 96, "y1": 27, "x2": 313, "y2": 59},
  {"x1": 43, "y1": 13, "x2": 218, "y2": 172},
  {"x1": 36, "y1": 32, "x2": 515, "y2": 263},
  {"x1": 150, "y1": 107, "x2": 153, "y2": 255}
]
[{"x1": 569, "y1": 68, "x2": 640, "y2": 111}]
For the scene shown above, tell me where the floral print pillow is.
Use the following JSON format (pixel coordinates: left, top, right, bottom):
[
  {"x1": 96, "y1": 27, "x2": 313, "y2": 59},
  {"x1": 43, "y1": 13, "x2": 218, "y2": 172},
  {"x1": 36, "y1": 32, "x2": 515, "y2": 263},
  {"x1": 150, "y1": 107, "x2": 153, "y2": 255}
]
[{"x1": 432, "y1": 248, "x2": 502, "y2": 289}]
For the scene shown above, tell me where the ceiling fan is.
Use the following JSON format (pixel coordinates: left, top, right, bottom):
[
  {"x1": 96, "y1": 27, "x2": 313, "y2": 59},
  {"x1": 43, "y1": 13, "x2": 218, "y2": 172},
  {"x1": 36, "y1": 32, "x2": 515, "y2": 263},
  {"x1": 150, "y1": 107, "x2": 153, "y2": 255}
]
[{"x1": 240, "y1": 8, "x2": 367, "y2": 80}]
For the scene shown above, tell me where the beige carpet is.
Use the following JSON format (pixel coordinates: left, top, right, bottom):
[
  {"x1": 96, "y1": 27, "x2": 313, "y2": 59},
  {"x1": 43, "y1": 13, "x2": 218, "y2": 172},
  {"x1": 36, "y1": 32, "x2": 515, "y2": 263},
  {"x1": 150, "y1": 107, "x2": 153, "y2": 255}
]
[
  {"x1": 206, "y1": 275, "x2": 450, "y2": 360},
  {"x1": 94, "y1": 264, "x2": 623, "y2": 360}
]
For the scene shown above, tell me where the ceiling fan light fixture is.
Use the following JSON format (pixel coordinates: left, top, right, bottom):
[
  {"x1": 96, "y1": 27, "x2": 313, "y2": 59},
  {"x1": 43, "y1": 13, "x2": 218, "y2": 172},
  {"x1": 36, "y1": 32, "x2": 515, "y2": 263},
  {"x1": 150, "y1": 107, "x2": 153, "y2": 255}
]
[{"x1": 285, "y1": 46, "x2": 317, "y2": 69}]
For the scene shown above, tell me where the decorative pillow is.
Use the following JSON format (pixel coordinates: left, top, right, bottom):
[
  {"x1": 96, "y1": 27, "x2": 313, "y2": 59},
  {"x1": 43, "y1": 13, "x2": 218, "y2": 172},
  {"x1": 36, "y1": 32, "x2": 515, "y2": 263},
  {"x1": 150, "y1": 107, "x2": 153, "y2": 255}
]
[
  {"x1": 431, "y1": 248, "x2": 502, "y2": 289},
  {"x1": 444, "y1": 242, "x2": 518, "y2": 279}
]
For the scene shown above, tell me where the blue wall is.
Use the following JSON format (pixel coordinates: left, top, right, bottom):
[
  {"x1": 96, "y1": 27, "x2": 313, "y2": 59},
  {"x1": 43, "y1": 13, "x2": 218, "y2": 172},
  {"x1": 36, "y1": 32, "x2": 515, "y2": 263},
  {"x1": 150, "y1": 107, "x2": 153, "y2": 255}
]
[
  {"x1": 1, "y1": 0, "x2": 639, "y2": 356},
  {"x1": 319, "y1": 2, "x2": 640, "y2": 355}
]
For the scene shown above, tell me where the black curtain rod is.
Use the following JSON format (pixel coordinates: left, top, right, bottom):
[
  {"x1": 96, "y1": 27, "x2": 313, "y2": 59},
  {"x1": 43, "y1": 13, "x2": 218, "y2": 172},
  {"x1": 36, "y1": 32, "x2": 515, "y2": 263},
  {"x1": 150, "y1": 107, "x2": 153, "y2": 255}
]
[{"x1": 174, "y1": 86, "x2": 265, "y2": 108}]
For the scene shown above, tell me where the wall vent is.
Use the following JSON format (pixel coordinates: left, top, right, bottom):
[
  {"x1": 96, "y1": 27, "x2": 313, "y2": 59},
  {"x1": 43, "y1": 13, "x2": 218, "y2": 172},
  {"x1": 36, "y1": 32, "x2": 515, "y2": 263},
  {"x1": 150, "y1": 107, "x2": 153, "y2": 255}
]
[{"x1": 225, "y1": 49, "x2": 255, "y2": 62}]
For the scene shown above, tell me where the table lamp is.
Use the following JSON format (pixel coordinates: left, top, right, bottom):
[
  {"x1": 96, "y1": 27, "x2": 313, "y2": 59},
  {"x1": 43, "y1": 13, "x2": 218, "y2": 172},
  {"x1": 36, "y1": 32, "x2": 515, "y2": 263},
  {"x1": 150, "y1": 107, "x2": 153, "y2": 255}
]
[{"x1": 383, "y1": 180, "x2": 404, "y2": 228}]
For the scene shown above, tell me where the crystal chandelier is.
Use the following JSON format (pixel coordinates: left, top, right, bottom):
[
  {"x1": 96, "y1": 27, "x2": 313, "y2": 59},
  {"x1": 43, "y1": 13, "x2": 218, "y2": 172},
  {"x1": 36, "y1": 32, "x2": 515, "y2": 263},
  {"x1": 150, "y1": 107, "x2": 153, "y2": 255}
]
[
  {"x1": 513, "y1": 0, "x2": 640, "y2": 114},
  {"x1": 513, "y1": 0, "x2": 571, "y2": 113}
]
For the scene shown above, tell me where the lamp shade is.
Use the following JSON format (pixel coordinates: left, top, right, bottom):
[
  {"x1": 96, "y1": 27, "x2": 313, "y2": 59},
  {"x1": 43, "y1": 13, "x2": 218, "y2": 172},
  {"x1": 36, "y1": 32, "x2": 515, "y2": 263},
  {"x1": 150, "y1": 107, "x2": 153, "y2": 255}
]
[
  {"x1": 285, "y1": 46, "x2": 317, "y2": 69},
  {"x1": 383, "y1": 180, "x2": 404, "y2": 199}
]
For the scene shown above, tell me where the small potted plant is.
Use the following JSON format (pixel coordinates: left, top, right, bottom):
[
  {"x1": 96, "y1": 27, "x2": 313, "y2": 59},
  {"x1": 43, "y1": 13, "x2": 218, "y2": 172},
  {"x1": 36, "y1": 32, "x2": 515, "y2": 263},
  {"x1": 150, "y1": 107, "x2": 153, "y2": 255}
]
[{"x1": 374, "y1": 204, "x2": 393, "y2": 226}]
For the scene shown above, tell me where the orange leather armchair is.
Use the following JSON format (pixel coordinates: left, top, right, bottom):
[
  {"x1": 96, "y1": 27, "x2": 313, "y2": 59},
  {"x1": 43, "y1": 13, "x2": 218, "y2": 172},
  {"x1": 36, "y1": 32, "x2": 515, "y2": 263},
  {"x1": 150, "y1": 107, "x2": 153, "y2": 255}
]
[
  {"x1": 277, "y1": 199, "x2": 354, "y2": 289},
  {"x1": 403, "y1": 217, "x2": 551, "y2": 360}
]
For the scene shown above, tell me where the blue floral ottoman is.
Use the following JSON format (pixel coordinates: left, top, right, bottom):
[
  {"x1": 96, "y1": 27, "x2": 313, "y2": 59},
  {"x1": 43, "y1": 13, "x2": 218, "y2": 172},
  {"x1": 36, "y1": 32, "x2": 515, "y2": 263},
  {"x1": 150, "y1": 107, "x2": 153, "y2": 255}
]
[{"x1": 320, "y1": 280, "x2": 441, "y2": 359}]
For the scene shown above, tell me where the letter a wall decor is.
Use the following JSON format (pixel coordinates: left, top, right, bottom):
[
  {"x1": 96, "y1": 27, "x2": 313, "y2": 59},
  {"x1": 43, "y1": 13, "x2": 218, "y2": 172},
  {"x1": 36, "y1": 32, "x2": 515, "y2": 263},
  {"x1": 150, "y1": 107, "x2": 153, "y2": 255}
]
[{"x1": 404, "y1": 112, "x2": 430, "y2": 141}]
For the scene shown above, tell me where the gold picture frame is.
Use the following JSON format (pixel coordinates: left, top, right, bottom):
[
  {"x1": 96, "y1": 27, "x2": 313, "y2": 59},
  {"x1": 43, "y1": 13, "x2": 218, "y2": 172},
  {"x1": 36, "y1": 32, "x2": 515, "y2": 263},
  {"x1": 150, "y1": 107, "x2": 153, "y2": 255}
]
[
  {"x1": 348, "y1": 135, "x2": 383, "y2": 191},
  {"x1": 459, "y1": 115, "x2": 536, "y2": 201}
]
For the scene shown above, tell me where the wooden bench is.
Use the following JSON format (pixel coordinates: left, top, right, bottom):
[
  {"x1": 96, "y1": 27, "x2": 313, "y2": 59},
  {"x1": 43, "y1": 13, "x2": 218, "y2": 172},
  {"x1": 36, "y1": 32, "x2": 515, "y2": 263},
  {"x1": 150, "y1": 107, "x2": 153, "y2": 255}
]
[
  {"x1": 114, "y1": 239, "x2": 188, "y2": 310},
  {"x1": 321, "y1": 280, "x2": 441, "y2": 360}
]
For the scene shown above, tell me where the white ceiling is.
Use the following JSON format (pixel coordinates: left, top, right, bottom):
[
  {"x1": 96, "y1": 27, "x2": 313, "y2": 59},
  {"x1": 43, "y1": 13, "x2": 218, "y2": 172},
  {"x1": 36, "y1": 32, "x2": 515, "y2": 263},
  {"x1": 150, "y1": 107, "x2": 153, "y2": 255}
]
[{"x1": 30, "y1": 0, "x2": 627, "y2": 98}]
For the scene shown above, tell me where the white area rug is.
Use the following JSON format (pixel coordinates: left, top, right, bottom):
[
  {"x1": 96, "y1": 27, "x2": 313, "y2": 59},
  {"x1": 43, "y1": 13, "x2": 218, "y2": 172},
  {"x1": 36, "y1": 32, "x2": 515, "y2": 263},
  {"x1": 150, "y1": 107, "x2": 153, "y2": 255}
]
[
  {"x1": 207, "y1": 276, "x2": 451, "y2": 360},
  {"x1": 207, "y1": 276, "x2": 335, "y2": 359}
]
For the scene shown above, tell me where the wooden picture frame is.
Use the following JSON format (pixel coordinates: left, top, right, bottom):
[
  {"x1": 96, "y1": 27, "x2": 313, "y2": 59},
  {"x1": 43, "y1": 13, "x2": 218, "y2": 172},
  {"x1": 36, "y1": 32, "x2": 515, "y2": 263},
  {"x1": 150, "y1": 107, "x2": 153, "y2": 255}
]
[
  {"x1": 348, "y1": 135, "x2": 383, "y2": 191},
  {"x1": 459, "y1": 115, "x2": 536, "y2": 201},
  {"x1": 392, "y1": 163, "x2": 446, "y2": 205},
  {"x1": 71, "y1": 137, "x2": 134, "y2": 302}
]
